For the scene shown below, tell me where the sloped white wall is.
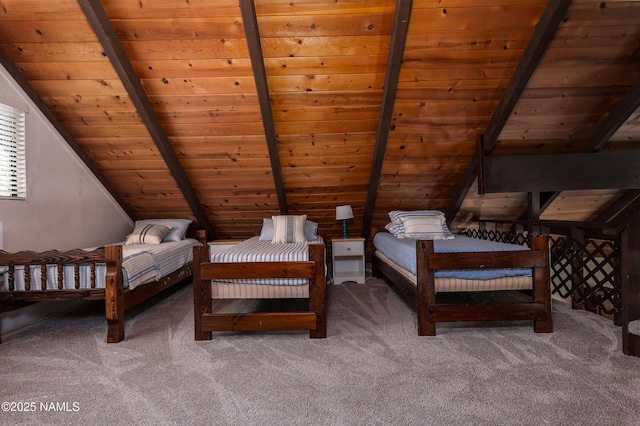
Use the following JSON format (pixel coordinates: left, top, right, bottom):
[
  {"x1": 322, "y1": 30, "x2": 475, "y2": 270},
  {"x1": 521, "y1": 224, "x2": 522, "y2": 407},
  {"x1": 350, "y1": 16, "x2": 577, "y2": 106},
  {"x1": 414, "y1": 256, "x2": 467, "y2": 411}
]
[{"x1": 0, "y1": 66, "x2": 133, "y2": 251}]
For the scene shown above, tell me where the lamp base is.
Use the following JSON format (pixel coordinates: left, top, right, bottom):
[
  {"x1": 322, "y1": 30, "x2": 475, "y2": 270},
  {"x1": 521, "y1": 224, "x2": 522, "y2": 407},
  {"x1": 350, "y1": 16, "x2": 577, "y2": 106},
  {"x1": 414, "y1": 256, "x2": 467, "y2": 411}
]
[{"x1": 342, "y1": 219, "x2": 348, "y2": 238}]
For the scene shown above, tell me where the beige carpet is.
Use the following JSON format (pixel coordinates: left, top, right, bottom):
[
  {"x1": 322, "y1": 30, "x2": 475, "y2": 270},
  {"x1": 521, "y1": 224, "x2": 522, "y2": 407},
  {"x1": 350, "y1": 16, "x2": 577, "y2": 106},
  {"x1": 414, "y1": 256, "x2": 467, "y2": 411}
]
[{"x1": 1, "y1": 279, "x2": 639, "y2": 426}]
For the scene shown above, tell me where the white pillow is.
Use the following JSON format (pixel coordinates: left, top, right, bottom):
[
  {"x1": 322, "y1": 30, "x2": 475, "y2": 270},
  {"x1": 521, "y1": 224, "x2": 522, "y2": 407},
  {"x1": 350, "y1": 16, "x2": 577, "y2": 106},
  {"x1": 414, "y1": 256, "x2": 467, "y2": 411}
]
[
  {"x1": 387, "y1": 210, "x2": 453, "y2": 240},
  {"x1": 398, "y1": 215, "x2": 453, "y2": 240},
  {"x1": 258, "y1": 218, "x2": 275, "y2": 241},
  {"x1": 125, "y1": 223, "x2": 172, "y2": 245},
  {"x1": 133, "y1": 219, "x2": 192, "y2": 242},
  {"x1": 259, "y1": 217, "x2": 318, "y2": 241},
  {"x1": 271, "y1": 215, "x2": 307, "y2": 244}
]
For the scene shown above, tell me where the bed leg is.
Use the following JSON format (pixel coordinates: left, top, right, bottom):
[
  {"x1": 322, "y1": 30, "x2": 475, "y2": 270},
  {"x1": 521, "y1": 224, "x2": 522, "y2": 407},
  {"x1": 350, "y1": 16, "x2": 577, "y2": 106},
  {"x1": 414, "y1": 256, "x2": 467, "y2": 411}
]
[
  {"x1": 370, "y1": 226, "x2": 380, "y2": 279},
  {"x1": 193, "y1": 245, "x2": 212, "y2": 341},
  {"x1": 417, "y1": 240, "x2": 437, "y2": 336},
  {"x1": 532, "y1": 236, "x2": 553, "y2": 333},
  {"x1": 105, "y1": 245, "x2": 125, "y2": 343},
  {"x1": 309, "y1": 244, "x2": 327, "y2": 338}
]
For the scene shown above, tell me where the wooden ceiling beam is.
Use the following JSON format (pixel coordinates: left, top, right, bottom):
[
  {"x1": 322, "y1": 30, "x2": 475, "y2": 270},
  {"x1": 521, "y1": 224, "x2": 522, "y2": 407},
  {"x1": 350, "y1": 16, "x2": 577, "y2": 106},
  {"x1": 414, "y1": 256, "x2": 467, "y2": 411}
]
[
  {"x1": 239, "y1": 0, "x2": 287, "y2": 215},
  {"x1": 595, "y1": 189, "x2": 640, "y2": 224},
  {"x1": 0, "y1": 47, "x2": 136, "y2": 219},
  {"x1": 445, "y1": 0, "x2": 572, "y2": 224},
  {"x1": 479, "y1": 151, "x2": 640, "y2": 193},
  {"x1": 361, "y1": 0, "x2": 413, "y2": 239},
  {"x1": 78, "y1": 0, "x2": 216, "y2": 239},
  {"x1": 607, "y1": 195, "x2": 640, "y2": 233}
]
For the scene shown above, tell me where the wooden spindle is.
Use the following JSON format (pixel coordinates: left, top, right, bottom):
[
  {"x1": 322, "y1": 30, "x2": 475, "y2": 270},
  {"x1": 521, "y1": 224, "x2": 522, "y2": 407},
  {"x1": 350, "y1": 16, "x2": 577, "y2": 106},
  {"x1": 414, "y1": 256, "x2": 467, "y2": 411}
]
[
  {"x1": 24, "y1": 265, "x2": 31, "y2": 291},
  {"x1": 90, "y1": 263, "x2": 96, "y2": 289},
  {"x1": 74, "y1": 264, "x2": 80, "y2": 289},
  {"x1": 41, "y1": 264, "x2": 47, "y2": 290},
  {"x1": 56, "y1": 264, "x2": 63, "y2": 289},
  {"x1": 8, "y1": 264, "x2": 15, "y2": 291}
]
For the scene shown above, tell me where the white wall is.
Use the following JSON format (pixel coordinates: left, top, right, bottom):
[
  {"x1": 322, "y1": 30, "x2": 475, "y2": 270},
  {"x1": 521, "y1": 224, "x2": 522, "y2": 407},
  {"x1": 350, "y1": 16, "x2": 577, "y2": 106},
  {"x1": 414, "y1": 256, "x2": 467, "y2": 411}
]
[{"x1": 0, "y1": 66, "x2": 133, "y2": 251}]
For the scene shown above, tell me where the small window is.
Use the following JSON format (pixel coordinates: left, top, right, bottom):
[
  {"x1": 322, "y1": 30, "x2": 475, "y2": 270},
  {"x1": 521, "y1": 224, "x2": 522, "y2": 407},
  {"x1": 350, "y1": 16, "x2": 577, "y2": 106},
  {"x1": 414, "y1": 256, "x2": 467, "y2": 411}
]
[{"x1": 0, "y1": 102, "x2": 26, "y2": 199}]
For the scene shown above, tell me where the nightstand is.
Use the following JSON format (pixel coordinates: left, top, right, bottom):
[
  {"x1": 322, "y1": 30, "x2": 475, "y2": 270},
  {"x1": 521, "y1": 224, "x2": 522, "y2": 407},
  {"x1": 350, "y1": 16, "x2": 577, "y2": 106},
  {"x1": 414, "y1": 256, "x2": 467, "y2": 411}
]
[
  {"x1": 208, "y1": 239, "x2": 243, "y2": 254},
  {"x1": 332, "y1": 237, "x2": 366, "y2": 284}
]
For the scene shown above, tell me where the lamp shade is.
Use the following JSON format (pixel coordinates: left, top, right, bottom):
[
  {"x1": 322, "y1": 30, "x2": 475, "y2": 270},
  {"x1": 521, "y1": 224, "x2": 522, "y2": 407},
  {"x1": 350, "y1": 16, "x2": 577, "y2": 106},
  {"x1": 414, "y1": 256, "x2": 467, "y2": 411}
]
[{"x1": 336, "y1": 205, "x2": 354, "y2": 221}]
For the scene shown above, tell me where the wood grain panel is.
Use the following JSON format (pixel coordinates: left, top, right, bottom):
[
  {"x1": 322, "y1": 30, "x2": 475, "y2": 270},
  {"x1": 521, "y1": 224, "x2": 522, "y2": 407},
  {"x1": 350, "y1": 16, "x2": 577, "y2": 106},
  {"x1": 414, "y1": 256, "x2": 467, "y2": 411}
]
[
  {"x1": 148, "y1": 94, "x2": 260, "y2": 109},
  {"x1": 541, "y1": 190, "x2": 627, "y2": 222},
  {"x1": 39, "y1": 95, "x2": 136, "y2": 112},
  {"x1": 121, "y1": 39, "x2": 250, "y2": 60},
  {"x1": 29, "y1": 79, "x2": 127, "y2": 97},
  {"x1": 255, "y1": 0, "x2": 394, "y2": 16},
  {"x1": 265, "y1": 55, "x2": 389, "y2": 76},
  {"x1": 102, "y1": 0, "x2": 243, "y2": 19},
  {"x1": 0, "y1": 21, "x2": 97, "y2": 42},
  {"x1": 140, "y1": 77, "x2": 256, "y2": 96},
  {"x1": 12, "y1": 62, "x2": 119, "y2": 80},
  {"x1": 408, "y1": 5, "x2": 546, "y2": 30},
  {"x1": 111, "y1": 18, "x2": 247, "y2": 40},
  {"x1": 0, "y1": 0, "x2": 84, "y2": 21},
  {"x1": 251, "y1": 13, "x2": 393, "y2": 37}
]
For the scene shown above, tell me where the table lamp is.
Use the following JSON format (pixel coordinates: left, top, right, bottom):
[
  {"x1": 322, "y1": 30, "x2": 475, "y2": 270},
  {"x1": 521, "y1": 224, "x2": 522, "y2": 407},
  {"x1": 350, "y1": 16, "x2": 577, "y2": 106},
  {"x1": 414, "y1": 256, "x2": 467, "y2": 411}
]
[{"x1": 335, "y1": 205, "x2": 354, "y2": 239}]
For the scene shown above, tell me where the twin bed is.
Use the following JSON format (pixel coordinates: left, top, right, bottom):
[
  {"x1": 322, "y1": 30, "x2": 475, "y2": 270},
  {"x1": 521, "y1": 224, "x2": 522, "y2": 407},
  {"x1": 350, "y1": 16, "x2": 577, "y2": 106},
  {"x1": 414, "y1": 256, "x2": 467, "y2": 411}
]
[
  {"x1": 0, "y1": 219, "x2": 206, "y2": 343},
  {"x1": 370, "y1": 210, "x2": 552, "y2": 336},
  {"x1": 193, "y1": 216, "x2": 327, "y2": 339}
]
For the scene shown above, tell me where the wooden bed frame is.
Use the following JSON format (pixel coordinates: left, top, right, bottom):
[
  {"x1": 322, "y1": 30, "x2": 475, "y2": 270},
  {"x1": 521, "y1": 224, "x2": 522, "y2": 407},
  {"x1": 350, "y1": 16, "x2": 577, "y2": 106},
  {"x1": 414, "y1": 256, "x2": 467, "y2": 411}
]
[
  {"x1": 370, "y1": 227, "x2": 553, "y2": 335},
  {"x1": 192, "y1": 243, "x2": 326, "y2": 339},
  {"x1": 0, "y1": 229, "x2": 206, "y2": 344}
]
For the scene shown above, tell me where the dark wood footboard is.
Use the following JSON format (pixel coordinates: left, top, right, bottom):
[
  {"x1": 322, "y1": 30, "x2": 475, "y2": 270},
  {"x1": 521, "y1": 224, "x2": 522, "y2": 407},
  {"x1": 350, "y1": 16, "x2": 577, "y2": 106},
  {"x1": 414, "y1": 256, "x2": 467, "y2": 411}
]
[
  {"x1": 193, "y1": 243, "x2": 327, "y2": 339},
  {"x1": 371, "y1": 227, "x2": 552, "y2": 336}
]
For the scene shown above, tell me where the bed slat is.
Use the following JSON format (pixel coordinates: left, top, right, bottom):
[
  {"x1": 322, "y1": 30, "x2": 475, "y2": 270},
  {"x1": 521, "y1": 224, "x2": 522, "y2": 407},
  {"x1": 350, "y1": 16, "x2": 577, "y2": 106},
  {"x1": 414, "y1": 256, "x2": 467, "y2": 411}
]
[
  {"x1": 200, "y1": 261, "x2": 316, "y2": 280},
  {"x1": 426, "y1": 250, "x2": 546, "y2": 270},
  {"x1": 202, "y1": 312, "x2": 317, "y2": 332},
  {"x1": 428, "y1": 303, "x2": 548, "y2": 322}
]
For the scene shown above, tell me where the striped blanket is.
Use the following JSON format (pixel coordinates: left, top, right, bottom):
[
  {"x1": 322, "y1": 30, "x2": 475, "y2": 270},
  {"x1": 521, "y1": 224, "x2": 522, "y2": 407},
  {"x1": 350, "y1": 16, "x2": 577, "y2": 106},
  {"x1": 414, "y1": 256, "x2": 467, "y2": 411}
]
[{"x1": 209, "y1": 236, "x2": 325, "y2": 286}]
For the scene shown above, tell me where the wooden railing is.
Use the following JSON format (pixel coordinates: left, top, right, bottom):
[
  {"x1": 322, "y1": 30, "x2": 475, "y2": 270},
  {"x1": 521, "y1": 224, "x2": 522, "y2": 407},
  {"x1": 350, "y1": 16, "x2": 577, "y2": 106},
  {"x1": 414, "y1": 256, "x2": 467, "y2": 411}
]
[{"x1": 464, "y1": 220, "x2": 621, "y2": 325}]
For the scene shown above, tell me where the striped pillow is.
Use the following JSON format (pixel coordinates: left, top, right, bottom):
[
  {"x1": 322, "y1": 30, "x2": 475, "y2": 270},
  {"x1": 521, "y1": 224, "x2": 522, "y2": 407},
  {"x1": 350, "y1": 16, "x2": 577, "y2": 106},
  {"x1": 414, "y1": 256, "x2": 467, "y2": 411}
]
[
  {"x1": 388, "y1": 210, "x2": 454, "y2": 240},
  {"x1": 125, "y1": 223, "x2": 172, "y2": 245},
  {"x1": 271, "y1": 215, "x2": 307, "y2": 243}
]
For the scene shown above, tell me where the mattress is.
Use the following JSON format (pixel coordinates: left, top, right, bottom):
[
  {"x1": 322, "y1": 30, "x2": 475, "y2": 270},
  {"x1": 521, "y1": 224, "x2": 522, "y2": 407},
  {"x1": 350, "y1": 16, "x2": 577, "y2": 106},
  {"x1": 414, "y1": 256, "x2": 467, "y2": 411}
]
[
  {"x1": 0, "y1": 238, "x2": 202, "y2": 292},
  {"x1": 374, "y1": 250, "x2": 532, "y2": 292},
  {"x1": 210, "y1": 282, "x2": 310, "y2": 299}
]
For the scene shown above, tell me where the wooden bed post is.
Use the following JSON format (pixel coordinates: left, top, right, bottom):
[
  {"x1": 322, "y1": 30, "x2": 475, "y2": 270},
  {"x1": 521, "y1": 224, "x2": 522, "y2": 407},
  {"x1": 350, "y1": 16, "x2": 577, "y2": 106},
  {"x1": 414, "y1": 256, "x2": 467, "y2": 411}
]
[
  {"x1": 308, "y1": 244, "x2": 327, "y2": 338},
  {"x1": 416, "y1": 240, "x2": 436, "y2": 336},
  {"x1": 532, "y1": 235, "x2": 553, "y2": 333},
  {"x1": 104, "y1": 245, "x2": 125, "y2": 343},
  {"x1": 193, "y1": 245, "x2": 212, "y2": 341},
  {"x1": 621, "y1": 220, "x2": 640, "y2": 356},
  {"x1": 370, "y1": 226, "x2": 380, "y2": 279}
]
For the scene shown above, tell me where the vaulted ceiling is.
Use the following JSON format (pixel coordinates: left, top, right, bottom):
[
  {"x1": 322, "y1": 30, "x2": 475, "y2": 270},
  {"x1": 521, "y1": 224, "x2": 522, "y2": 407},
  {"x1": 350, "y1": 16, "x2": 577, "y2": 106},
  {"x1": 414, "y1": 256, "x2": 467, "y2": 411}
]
[{"x1": 0, "y1": 0, "x2": 638, "y2": 240}]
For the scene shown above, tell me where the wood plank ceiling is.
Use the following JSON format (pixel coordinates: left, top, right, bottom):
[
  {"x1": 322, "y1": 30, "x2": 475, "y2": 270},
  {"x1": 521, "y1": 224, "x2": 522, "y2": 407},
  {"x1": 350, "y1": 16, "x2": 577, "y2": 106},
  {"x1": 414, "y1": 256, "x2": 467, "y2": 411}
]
[{"x1": 0, "y1": 0, "x2": 638, "y2": 240}]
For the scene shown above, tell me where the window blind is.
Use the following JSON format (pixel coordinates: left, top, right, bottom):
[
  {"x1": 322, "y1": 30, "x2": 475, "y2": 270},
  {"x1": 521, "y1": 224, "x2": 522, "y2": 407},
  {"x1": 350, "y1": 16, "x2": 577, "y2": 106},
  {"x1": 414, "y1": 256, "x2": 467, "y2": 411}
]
[{"x1": 0, "y1": 102, "x2": 26, "y2": 199}]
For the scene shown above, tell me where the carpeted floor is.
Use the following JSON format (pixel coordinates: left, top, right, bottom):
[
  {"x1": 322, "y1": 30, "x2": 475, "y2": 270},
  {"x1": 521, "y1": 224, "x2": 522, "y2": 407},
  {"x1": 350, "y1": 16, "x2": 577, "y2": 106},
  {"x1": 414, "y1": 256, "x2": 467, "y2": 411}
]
[{"x1": 1, "y1": 279, "x2": 639, "y2": 426}]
